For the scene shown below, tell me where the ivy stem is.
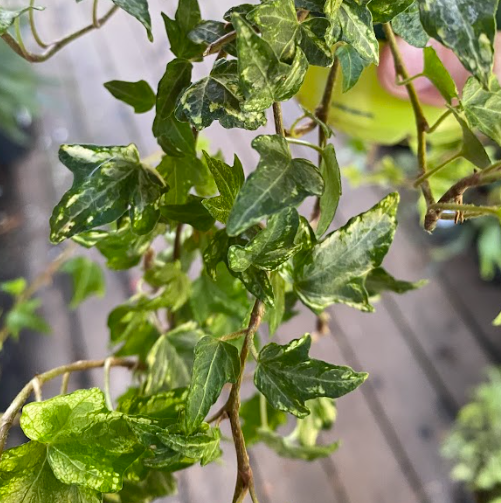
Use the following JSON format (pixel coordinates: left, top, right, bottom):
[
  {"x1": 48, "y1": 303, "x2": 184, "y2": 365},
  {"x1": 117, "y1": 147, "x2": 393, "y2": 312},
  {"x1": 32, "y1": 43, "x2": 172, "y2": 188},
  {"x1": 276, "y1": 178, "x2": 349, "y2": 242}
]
[
  {"x1": 413, "y1": 151, "x2": 462, "y2": 187},
  {"x1": 428, "y1": 203, "x2": 500, "y2": 217},
  {"x1": 424, "y1": 167, "x2": 501, "y2": 230},
  {"x1": 226, "y1": 299, "x2": 265, "y2": 503},
  {"x1": 286, "y1": 138, "x2": 324, "y2": 155},
  {"x1": 14, "y1": 17, "x2": 29, "y2": 59},
  {"x1": 104, "y1": 358, "x2": 114, "y2": 410},
  {"x1": 218, "y1": 329, "x2": 248, "y2": 342},
  {"x1": 1, "y1": 5, "x2": 118, "y2": 63},
  {"x1": 382, "y1": 23, "x2": 435, "y2": 211},
  {"x1": 0, "y1": 357, "x2": 140, "y2": 459},
  {"x1": 203, "y1": 30, "x2": 237, "y2": 56},
  {"x1": 272, "y1": 102, "x2": 285, "y2": 136},
  {"x1": 60, "y1": 372, "x2": 71, "y2": 394},
  {"x1": 311, "y1": 56, "x2": 339, "y2": 226},
  {"x1": 92, "y1": 0, "x2": 100, "y2": 28},
  {"x1": 29, "y1": 0, "x2": 48, "y2": 49},
  {"x1": 259, "y1": 393, "x2": 269, "y2": 429},
  {"x1": 428, "y1": 109, "x2": 453, "y2": 134}
]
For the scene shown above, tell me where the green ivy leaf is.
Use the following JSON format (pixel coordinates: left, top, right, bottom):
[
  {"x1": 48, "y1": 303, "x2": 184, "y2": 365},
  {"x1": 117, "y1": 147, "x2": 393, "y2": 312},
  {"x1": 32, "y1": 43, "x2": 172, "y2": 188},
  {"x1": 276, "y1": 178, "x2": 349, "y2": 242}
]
[
  {"x1": 268, "y1": 272, "x2": 286, "y2": 335},
  {"x1": 50, "y1": 144, "x2": 163, "y2": 243},
  {"x1": 232, "y1": 13, "x2": 308, "y2": 112},
  {"x1": 0, "y1": 277, "x2": 27, "y2": 296},
  {"x1": 111, "y1": 0, "x2": 152, "y2": 40},
  {"x1": 462, "y1": 76, "x2": 501, "y2": 146},
  {"x1": 417, "y1": 0, "x2": 498, "y2": 87},
  {"x1": 160, "y1": 195, "x2": 215, "y2": 231},
  {"x1": 176, "y1": 59, "x2": 266, "y2": 131},
  {"x1": 453, "y1": 111, "x2": 491, "y2": 169},
  {"x1": 117, "y1": 388, "x2": 187, "y2": 420},
  {"x1": 188, "y1": 20, "x2": 237, "y2": 56},
  {"x1": 81, "y1": 219, "x2": 156, "y2": 271},
  {"x1": 392, "y1": 2, "x2": 429, "y2": 48},
  {"x1": 227, "y1": 135, "x2": 324, "y2": 236},
  {"x1": 240, "y1": 393, "x2": 287, "y2": 446},
  {"x1": 293, "y1": 192, "x2": 399, "y2": 313},
  {"x1": 153, "y1": 59, "x2": 193, "y2": 139},
  {"x1": 369, "y1": 0, "x2": 413, "y2": 23},
  {"x1": 157, "y1": 428, "x2": 221, "y2": 465},
  {"x1": 154, "y1": 117, "x2": 196, "y2": 158},
  {"x1": 228, "y1": 208, "x2": 303, "y2": 272},
  {"x1": 104, "y1": 466, "x2": 176, "y2": 503},
  {"x1": 295, "y1": 397, "x2": 337, "y2": 447},
  {"x1": 316, "y1": 144, "x2": 341, "y2": 236},
  {"x1": 185, "y1": 336, "x2": 240, "y2": 433},
  {"x1": 104, "y1": 80, "x2": 155, "y2": 114},
  {"x1": 365, "y1": 267, "x2": 427, "y2": 299},
  {"x1": 143, "y1": 323, "x2": 203, "y2": 394},
  {"x1": 257, "y1": 429, "x2": 339, "y2": 460},
  {"x1": 20, "y1": 389, "x2": 143, "y2": 493},
  {"x1": 61, "y1": 257, "x2": 106, "y2": 309},
  {"x1": 0, "y1": 441, "x2": 101, "y2": 503},
  {"x1": 5, "y1": 298, "x2": 50, "y2": 339},
  {"x1": 161, "y1": 0, "x2": 203, "y2": 60},
  {"x1": 202, "y1": 153, "x2": 244, "y2": 224},
  {"x1": 422, "y1": 47, "x2": 458, "y2": 104},
  {"x1": 335, "y1": 0, "x2": 379, "y2": 65},
  {"x1": 203, "y1": 230, "x2": 275, "y2": 306},
  {"x1": 156, "y1": 155, "x2": 210, "y2": 205},
  {"x1": 335, "y1": 44, "x2": 368, "y2": 93},
  {"x1": 295, "y1": 0, "x2": 325, "y2": 11},
  {"x1": 255, "y1": 334, "x2": 368, "y2": 417},
  {"x1": 0, "y1": 7, "x2": 43, "y2": 35}
]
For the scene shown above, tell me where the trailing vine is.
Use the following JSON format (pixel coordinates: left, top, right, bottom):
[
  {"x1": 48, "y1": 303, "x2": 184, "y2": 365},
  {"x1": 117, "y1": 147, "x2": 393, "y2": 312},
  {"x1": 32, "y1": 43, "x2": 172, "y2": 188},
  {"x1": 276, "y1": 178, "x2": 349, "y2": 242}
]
[{"x1": 1, "y1": 0, "x2": 501, "y2": 502}]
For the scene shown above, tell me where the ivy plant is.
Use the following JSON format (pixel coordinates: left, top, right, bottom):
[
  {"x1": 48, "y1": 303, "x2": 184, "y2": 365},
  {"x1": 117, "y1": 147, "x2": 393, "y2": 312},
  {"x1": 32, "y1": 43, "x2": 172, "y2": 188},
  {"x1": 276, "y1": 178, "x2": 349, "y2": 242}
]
[{"x1": 1, "y1": 1, "x2": 501, "y2": 502}]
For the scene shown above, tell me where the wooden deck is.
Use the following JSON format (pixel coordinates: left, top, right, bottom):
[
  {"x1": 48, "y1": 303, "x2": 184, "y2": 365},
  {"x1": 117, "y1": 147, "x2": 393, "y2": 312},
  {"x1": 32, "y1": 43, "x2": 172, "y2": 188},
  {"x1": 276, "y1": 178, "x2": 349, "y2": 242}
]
[{"x1": 3, "y1": 1, "x2": 501, "y2": 502}]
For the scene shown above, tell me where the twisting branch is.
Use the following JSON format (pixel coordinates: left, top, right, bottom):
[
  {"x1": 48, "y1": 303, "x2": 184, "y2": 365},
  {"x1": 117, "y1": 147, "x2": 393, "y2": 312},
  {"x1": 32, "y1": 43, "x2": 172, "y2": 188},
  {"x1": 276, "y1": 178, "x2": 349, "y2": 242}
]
[
  {"x1": 1, "y1": 5, "x2": 118, "y2": 63},
  {"x1": 203, "y1": 30, "x2": 237, "y2": 56},
  {"x1": 382, "y1": 23, "x2": 435, "y2": 213},
  {"x1": 0, "y1": 357, "x2": 139, "y2": 459},
  {"x1": 226, "y1": 299, "x2": 265, "y2": 503},
  {"x1": 424, "y1": 167, "x2": 501, "y2": 231}
]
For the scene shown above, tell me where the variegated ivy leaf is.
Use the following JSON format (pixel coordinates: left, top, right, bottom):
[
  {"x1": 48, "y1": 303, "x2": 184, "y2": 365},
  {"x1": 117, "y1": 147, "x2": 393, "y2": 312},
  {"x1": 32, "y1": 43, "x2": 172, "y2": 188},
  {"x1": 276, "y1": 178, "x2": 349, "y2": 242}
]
[
  {"x1": 19, "y1": 388, "x2": 143, "y2": 493},
  {"x1": 176, "y1": 59, "x2": 266, "y2": 131},
  {"x1": 203, "y1": 229, "x2": 275, "y2": 306},
  {"x1": 417, "y1": 0, "x2": 498, "y2": 87},
  {"x1": 0, "y1": 6, "x2": 43, "y2": 35},
  {"x1": 111, "y1": 0, "x2": 152, "y2": 41},
  {"x1": 293, "y1": 192, "x2": 399, "y2": 313},
  {"x1": 0, "y1": 441, "x2": 101, "y2": 503},
  {"x1": 336, "y1": 44, "x2": 369, "y2": 93},
  {"x1": 462, "y1": 76, "x2": 501, "y2": 146},
  {"x1": 228, "y1": 207, "x2": 303, "y2": 272},
  {"x1": 334, "y1": 0, "x2": 379, "y2": 65},
  {"x1": 143, "y1": 323, "x2": 204, "y2": 395},
  {"x1": 161, "y1": 0, "x2": 204, "y2": 60},
  {"x1": 369, "y1": 0, "x2": 413, "y2": 23},
  {"x1": 160, "y1": 195, "x2": 215, "y2": 231},
  {"x1": 255, "y1": 334, "x2": 368, "y2": 417},
  {"x1": 227, "y1": 135, "x2": 324, "y2": 236},
  {"x1": 202, "y1": 152, "x2": 245, "y2": 224},
  {"x1": 50, "y1": 144, "x2": 163, "y2": 244},
  {"x1": 185, "y1": 336, "x2": 240, "y2": 433},
  {"x1": 392, "y1": 2, "x2": 429, "y2": 48},
  {"x1": 232, "y1": 13, "x2": 309, "y2": 112},
  {"x1": 248, "y1": 0, "x2": 333, "y2": 66}
]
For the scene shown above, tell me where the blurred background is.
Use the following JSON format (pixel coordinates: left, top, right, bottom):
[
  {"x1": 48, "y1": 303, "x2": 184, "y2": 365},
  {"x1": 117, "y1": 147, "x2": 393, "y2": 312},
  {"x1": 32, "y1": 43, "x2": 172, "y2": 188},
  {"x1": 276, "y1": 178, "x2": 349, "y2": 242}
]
[{"x1": 1, "y1": 1, "x2": 501, "y2": 503}]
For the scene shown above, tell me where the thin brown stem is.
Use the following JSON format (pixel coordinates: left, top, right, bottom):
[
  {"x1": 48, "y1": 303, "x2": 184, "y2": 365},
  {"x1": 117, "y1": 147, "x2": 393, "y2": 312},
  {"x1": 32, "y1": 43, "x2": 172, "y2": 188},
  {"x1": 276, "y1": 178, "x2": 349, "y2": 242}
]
[
  {"x1": 1, "y1": 5, "x2": 118, "y2": 63},
  {"x1": 0, "y1": 357, "x2": 139, "y2": 458},
  {"x1": 382, "y1": 23, "x2": 435, "y2": 211},
  {"x1": 226, "y1": 300, "x2": 265, "y2": 503},
  {"x1": 272, "y1": 102, "x2": 285, "y2": 136},
  {"x1": 203, "y1": 30, "x2": 236, "y2": 56},
  {"x1": 92, "y1": 0, "x2": 100, "y2": 28},
  {"x1": 424, "y1": 168, "x2": 501, "y2": 230}
]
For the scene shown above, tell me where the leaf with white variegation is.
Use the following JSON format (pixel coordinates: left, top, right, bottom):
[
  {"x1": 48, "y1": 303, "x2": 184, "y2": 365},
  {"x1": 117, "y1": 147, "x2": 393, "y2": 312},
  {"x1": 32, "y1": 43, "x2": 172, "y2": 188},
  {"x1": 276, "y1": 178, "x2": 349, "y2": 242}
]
[
  {"x1": 293, "y1": 192, "x2": 399, "y2": 313},
  {"x1": 255, "y1": 334, "x2": 368, "y2": 417}
]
